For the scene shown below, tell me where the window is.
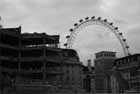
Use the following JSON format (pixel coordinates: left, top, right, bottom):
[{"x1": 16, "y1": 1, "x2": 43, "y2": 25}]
[
  {"x1": 118, "y1": 61, "x2": 120, "y2": 65},
  {"x1": 127, "y1": 58, "x2": 130, "y2": 63},
  {"x1": 66, "y1": 76, "x2": 69, "y2": 83},
  {"x1": 133, "y1": 56, "x2": 138, "y2": 61},
  {"x1": 130, "y1": 70, "x2": 138, "y2": 77},
  {"x1": 67, "y1": 68, "x2": 69, "y2": 74},
  {"x1": 123, "y1": 59, "x2": 126, "y2": 65}
]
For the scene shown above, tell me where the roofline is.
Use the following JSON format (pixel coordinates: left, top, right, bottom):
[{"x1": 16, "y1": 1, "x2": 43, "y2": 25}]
[
  {"x1": 95, "y1": 51, "x2": 116, "y2": 55},
  {"x1": 116, "y1": 53, "x2": 140, "y2": 60}
]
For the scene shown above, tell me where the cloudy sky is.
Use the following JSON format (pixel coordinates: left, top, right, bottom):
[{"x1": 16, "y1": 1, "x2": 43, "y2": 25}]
[{"x1": 0, "y1": 0, "x2": 140, "y2": 65}]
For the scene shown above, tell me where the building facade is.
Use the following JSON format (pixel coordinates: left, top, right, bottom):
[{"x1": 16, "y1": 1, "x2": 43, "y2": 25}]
[
  {"x1": 110, "y1": 54, "x2": 140, "y2": 93},
  {"x1": 94, "y1": 51, "x2": 116, "y2": 93},
  {"x1": 0, "y1": 26, "x2": 84, "y2": 93},
  {"x1": 82, "y1": 60, "x2": 95, "y2": 93}
]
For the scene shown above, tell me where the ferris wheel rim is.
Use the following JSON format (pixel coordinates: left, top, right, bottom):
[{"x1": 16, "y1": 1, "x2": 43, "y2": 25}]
[{"x1": 64, "y1": 16, "x2": 131, "y2": 56}]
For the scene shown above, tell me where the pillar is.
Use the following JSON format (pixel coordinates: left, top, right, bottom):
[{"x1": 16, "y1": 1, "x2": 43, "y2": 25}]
[
  {"x1": 43, "y1": 36, "x2": 46, "y2": 81},
  {"x1": 18, "y1": 34, "x2": 21, "y2": 71}
]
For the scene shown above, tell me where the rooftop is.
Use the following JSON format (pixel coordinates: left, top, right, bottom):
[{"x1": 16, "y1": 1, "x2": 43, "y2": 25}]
[{"x1": 116, "y1": 53, "x2": 140, "y2": 60}]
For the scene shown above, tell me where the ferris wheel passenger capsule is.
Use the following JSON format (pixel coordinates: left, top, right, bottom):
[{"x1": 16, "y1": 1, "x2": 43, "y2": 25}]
[
  {"x1": 126, "y1": 46, "x2": 129, "y2": 48},
  {"x1": 85, "y1": 17, "x2": 89, "y2": 20},
  {"x1": 74, "y1": 23, "x2": 78, "y2": 26},
  {"x1": 66, "y1": 35, "x2": 70, "y2": 38},
  {"x1": 104, "y1": 19, "x2": 107, "y2": 22},
  {"x1": 69, "y1": 28, "x2": 73, "y2": 32},
  {"x1": 119, "y1": 32, "x2": 122, "y2": 35},
  {"x1": 97, "y1": 17, "x2": 101, "y2": 20},
  {"x1": 115, "y1": 27, "x2": 118, "y2": 30},
  {"x1": 91, "y1": 16, "x2": 95, "y2": 19},
  {"x1": 109, "y1": 22, "x2": 113, "y2": 25},
  {"x1": 79, "y1": 19, "x2": 83, "y2": 23},
  {"x1": 123, "y1": 39, "x2": 126, "y2": 42}
]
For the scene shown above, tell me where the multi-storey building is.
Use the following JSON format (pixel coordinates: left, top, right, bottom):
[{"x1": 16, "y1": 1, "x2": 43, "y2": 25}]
[
  {"x1": 111, "y1": 54, "x2": 140, "y2": 93},
  {"x1": 0, "y1": 27, "x2": 21, "y2": 91},
  {"x1": 0, "y1": 26, "x2": 84, "y2": 93},
  {"x1": 94, "y1": 51, "x2": 116, "y2": 93},
  {"x1": 93, "y1": 51, "x2": 140, "y2": 93}
]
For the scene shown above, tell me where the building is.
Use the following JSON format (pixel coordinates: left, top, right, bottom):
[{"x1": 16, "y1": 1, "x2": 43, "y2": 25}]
[
  {"x1": 92, "y1": 51, "x2": 140, "y2": 93},
  {"x1": 94, "y1": 51, "x2": 116, "y2": 93},
  {"x1": 0, "y1": 26, "x2": 84, "y2": 93},
  {"x1": 82, "y1": 60, "x2": 95, "y2": 93},
  {"x1": 110, "y1": 54, "x2": 140, "y2": 93}
]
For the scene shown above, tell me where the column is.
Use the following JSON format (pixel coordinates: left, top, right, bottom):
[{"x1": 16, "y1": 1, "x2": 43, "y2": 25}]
[
  {"x1": 43, "y1": 36, "x2": 46, "y2": 81},
  {"x1": 18, "y1": 35, "x2": 21, "y2": 71}
]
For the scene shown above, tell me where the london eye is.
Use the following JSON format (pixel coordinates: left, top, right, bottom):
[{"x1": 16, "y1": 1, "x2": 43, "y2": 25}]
[{"x1": 64, "y1": 16, "x2": 131, "y2": 56}]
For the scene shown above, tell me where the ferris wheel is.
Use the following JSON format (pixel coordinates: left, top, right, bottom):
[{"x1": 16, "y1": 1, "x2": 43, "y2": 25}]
[{"x1": 64, "y1": 16, "x2": 131, "y2": 56}]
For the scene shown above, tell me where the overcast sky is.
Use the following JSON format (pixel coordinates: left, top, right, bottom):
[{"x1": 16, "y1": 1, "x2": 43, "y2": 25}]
[{"x1": 1, "y1": 0, "x2": 140, "y2": 65}]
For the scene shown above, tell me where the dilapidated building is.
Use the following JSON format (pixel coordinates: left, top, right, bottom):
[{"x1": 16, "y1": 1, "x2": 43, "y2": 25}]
[{"x1": 0, "y1": 26, "x2": 84, "y2": 93}]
